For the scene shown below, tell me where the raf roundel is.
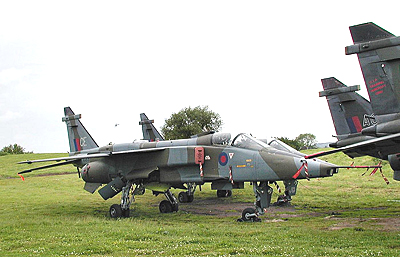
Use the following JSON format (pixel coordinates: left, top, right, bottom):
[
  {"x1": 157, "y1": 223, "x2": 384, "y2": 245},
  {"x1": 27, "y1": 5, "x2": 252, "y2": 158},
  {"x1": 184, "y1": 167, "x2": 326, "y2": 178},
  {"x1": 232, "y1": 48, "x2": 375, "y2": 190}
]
[{"x1": 218, "y1": 152, "x2": 229, "y2": 166}]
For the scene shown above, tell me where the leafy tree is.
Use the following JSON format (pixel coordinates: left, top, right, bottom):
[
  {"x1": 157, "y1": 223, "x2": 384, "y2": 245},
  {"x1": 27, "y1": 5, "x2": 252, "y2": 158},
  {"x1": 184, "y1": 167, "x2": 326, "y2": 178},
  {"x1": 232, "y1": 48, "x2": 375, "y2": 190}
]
[
  {"x1": 161, "y1": 106, "x2": 222, "y2": 140},
  {"x1": 295, "y1": 133, "x2": 317, "y2": 150},
  {"x1": 1, "y1": 144, "x2": 27, "y2": 154},
  {"x1": 275, "y1": 136, "x2": 302, "y2": 151},
  {"x1": 275, "y1": 133, "x2": 317, "y2": 150}
]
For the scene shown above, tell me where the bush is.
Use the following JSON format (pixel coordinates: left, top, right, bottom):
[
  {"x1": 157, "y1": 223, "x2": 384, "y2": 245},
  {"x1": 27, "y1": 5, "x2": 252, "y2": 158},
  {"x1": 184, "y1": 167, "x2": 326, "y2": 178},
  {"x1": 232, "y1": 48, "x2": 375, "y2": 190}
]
[{"x1": 1, "y1": 144, "x2": 30, "y2": 154}]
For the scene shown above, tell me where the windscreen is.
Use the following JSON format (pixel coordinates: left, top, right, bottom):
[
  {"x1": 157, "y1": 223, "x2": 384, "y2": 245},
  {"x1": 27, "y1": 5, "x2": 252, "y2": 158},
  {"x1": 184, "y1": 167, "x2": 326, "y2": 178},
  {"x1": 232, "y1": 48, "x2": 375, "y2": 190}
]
[{"x1": 231, "y1": 133, "x2": 273, "y2": 151}]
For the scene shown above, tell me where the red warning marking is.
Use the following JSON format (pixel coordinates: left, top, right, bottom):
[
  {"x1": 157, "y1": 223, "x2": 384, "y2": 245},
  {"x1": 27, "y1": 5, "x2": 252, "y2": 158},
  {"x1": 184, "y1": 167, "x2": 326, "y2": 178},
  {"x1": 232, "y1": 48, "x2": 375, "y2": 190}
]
[
  {"x1": 371, "y1": 85, "x2": 386, "y2": 92},
  {"x1": 369, "y1": 81, "x2": 385, "y2": 88}
]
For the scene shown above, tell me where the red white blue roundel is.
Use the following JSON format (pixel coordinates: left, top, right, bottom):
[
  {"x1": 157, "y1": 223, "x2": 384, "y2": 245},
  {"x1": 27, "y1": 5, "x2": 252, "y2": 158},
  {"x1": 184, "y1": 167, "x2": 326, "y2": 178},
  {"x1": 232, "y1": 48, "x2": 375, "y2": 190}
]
[{"x1": 218, "y1": 152, "x2": 228, "y2": 166}]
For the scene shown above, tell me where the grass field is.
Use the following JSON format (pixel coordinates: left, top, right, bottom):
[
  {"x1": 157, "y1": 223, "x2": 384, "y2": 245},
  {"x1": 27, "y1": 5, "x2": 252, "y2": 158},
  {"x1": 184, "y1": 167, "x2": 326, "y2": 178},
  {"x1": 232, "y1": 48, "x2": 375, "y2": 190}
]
[{"x1": 0, "y1": 151, "x2": 399, "y2": 256}]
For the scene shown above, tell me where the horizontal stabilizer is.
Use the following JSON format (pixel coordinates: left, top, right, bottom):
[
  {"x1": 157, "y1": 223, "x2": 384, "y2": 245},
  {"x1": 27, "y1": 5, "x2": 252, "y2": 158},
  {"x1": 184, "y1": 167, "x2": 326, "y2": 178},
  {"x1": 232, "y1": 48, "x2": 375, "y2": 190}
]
[
  {"x1": 18, "y1": 160, "x2": 76, "y2": 174},
  {"x1": 18, "y1": 153, "x2": 110, "y2": 164},
  {"x1": 305, "y1": 132, "x2": 400, "y2": 159}
]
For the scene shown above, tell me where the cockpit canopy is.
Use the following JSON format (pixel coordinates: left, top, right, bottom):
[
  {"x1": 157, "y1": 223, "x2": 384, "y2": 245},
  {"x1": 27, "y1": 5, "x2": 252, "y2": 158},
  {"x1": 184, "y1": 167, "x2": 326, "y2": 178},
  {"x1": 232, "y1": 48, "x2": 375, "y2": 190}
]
[
  {"x1": 231, "y1": 133, "x2": 273, "y2": 151},
  {"x1": 268, "y1": 139, "x2": 305, "y2": 156},
  {"x1": 231, "y1": 133, "x2": 305, "y2": 157}
]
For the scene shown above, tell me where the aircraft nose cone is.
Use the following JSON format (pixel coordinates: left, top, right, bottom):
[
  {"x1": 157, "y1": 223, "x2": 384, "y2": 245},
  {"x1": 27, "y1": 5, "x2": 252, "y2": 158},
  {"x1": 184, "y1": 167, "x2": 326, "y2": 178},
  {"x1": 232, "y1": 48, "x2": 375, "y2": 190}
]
[{"x1": 317, "y1": 161, "x2": 338, "y2": 177}]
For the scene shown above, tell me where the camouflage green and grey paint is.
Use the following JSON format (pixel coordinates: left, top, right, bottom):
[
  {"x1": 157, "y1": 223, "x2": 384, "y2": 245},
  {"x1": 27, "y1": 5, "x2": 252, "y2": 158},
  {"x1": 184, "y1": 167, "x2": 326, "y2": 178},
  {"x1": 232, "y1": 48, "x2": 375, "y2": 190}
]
[{"x1": 19, "y1": 108, "x2": 338, "y2": 218}]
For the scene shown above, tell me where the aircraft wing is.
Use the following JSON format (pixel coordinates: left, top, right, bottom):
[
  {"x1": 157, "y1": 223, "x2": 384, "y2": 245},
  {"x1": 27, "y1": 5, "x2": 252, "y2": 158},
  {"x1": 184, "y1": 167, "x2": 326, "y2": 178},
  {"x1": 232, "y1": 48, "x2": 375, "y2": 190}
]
[
  {"x1": 18, "y1": 148, "x2": 166, "y2": 175},
  {"x1": 305, "y1": 132, "x2": 400, "y2": 159}
]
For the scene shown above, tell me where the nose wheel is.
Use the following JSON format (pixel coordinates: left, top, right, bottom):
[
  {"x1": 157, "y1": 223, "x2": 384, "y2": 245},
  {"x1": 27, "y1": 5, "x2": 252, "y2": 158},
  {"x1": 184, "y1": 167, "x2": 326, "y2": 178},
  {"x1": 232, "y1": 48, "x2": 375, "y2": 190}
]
[{"x1": 238, "y1": 181, "x2": 272, "y2": 222}]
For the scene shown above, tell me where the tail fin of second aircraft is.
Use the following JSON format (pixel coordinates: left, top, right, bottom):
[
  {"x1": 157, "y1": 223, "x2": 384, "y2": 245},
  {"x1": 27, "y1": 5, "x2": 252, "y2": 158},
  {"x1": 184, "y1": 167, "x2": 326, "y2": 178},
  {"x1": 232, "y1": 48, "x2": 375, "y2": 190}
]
[
  {"x1": 346, "y1": 22, "x2": 400, "y2": 115},
  {"x1": 320, "y1": 77, "x2": 375, "y2": 138},
  {"x1": 139, "y1": 113, "x2": 164, "y2": 141},
  {"x1": 63, "y1": 107, "x2": 98, "y2": 153}
]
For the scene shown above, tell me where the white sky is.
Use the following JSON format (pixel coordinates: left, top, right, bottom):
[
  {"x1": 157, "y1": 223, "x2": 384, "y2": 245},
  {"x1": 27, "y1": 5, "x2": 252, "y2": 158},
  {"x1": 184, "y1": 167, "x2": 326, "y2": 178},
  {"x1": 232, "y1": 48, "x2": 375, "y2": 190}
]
[{"x1": 1, "y1": 1, "x2": 399, "y2": 153}]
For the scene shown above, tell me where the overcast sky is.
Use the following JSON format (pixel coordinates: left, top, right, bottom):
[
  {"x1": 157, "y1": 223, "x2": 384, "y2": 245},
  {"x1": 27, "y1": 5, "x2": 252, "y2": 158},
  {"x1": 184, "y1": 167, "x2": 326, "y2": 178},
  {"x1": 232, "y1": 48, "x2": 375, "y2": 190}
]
[{"x1": 1, "y1": 1, "x2": 399, "y2": 153}]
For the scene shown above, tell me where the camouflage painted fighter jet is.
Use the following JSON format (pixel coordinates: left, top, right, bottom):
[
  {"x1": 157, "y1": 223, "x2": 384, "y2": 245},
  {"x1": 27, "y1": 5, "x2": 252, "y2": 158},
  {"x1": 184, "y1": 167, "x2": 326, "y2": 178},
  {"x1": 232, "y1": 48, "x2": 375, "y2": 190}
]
[
  {"x1": 19, "y1": 107, "x2": 346, "y2": 221},
  {"x1": 317, "y1": 23, "x2": 400, "y2": 181}
]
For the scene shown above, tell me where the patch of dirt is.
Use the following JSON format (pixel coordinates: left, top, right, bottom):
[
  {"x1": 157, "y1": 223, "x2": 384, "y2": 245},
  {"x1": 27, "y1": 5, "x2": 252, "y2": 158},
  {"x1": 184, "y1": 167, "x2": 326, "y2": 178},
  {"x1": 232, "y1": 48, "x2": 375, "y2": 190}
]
[
  {"x1": 179, "y1": 197, "x2": 400, "y2": 230},
  {"x1": 325, "y1": 216, "x2": 400, "y2": 232},
  {"x1": 179, "y1": 197, "x2": 306, "y2": 219}
]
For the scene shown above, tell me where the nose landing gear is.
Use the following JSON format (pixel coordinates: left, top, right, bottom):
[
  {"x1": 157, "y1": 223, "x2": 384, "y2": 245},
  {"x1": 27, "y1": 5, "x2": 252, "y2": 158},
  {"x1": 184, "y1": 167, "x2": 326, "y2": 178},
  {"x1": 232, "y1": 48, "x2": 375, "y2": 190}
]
[{"x1": 238, "y1": 181, "x2": 273, "y2": 222}]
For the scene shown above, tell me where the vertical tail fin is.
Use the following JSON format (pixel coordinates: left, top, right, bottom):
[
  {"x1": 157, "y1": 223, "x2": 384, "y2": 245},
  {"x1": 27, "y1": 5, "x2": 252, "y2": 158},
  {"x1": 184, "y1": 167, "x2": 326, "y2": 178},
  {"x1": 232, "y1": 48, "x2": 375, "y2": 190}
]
[
  {"x1": 139, "y1": 113, "x2": 164, "y2": 141},
  {"x1": 63, "y1": 107, "x2": 98, "y2": 153},
  {"x1": 320, "y1": 77, "x2": 375, "y2": 137},
  {"x1": 345, "y1": 22, "x2": 400, "y2": 115}
]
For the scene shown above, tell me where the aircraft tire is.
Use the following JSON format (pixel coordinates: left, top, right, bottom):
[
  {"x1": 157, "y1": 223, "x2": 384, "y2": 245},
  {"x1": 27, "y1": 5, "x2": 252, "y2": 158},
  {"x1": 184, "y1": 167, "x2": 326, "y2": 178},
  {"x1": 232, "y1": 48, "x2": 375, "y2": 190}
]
[
  {"x1": 217, "y1": 190, "x2": 232, "y2": 197},
  {"x1": 159, "y1": 200, "x2": 173, "y2": 213},
  {"x1": 110, "y1": 204, "x2": 123, "y2": 218},
  {"x1": 178, "y1": 192, "x2": 189, "y2": 203},
  {"x1": 188, "y1": 195, "x2": 194, "y2": 202},
  {"x1": 242, "y1": 208, "x2": 256, "y2": 221},
  {"x1": 122, "y1": 208, "x2": 130, "y2": 218}
]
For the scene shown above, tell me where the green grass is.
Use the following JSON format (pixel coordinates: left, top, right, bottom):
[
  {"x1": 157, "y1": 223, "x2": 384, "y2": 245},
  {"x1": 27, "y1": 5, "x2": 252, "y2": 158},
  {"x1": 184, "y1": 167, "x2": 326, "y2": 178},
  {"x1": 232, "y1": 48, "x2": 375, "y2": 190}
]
[{"x1": 0, "y1": 152, "x2": 399, "y2": 256}]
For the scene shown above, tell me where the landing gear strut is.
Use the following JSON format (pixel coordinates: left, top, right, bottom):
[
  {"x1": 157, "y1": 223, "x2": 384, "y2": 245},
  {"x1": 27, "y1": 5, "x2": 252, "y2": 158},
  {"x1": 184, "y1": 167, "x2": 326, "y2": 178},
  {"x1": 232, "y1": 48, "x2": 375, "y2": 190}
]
[
  {"x1": 239, "y1": 181, "x2": 273, "y2": 222},
  {"x1": 178, "y1": 183, "x2": 196, "y2": 203},
  {"x1": 159, "y1": 189, "x2": 179, "y2": 213},
  {"x1": 109, "y1": 181, "x2": 134, "y2": 218},
  {"x1": 274, "y1": 179, "x2": 298, "y2": 206}
]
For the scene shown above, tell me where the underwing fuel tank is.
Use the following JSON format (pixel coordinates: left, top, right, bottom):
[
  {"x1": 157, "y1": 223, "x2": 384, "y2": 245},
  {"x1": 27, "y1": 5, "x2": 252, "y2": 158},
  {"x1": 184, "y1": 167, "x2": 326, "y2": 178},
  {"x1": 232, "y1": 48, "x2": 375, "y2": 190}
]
[{"x1": 81, "y1": 161, "x2": 114, "y2": 184}]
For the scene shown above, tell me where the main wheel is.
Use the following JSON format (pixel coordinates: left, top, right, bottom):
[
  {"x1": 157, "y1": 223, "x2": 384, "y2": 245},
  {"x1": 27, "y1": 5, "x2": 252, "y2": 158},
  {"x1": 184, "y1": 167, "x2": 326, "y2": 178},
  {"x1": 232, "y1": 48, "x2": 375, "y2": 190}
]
[
  {"x1": 178, "y1": 192, "x2": 189, "y2": 203},
  {"x1": 110, "y1": 204, "x2": 123, "y2": 218},
  {"x1": 122, "y1": 208, "x2": 130, "y2": 218},
  {"x1": 217, "y1": 190, "x2": 232, "y2": 197},
  {"x1": 242, "y1": 208, "x2": 256, "y2": 221},
  {"x1": 159, "y1": 200, "x2": 173, "y2": 213}
]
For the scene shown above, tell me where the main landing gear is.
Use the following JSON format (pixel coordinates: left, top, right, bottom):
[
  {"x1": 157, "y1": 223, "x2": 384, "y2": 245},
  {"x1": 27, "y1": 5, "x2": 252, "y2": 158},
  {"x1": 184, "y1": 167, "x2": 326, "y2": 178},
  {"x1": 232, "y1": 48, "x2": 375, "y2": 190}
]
[
  {"x1": 109, "y1": 182, "x2": 179, "y2": 218},
  {"x1": 159, "y1": 190, "x2": 179, "y2": 213},
  {"x1": 109, "y1": 181, "x2": 135, "y2": 218},
  {"x1": 178, "y1": 183, "x2": 196, "y2": 203}
]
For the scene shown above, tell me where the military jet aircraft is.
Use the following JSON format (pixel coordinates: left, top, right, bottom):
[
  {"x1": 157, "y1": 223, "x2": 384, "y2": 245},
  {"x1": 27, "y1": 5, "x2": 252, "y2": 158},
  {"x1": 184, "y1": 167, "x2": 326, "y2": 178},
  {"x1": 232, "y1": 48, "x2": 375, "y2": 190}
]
[
  {"x1": 318, "y1": 22, "x2": 400, "y2": 181},
  {"x1": 19, "y1": 107, "x2": 347, "y2": 221}
]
